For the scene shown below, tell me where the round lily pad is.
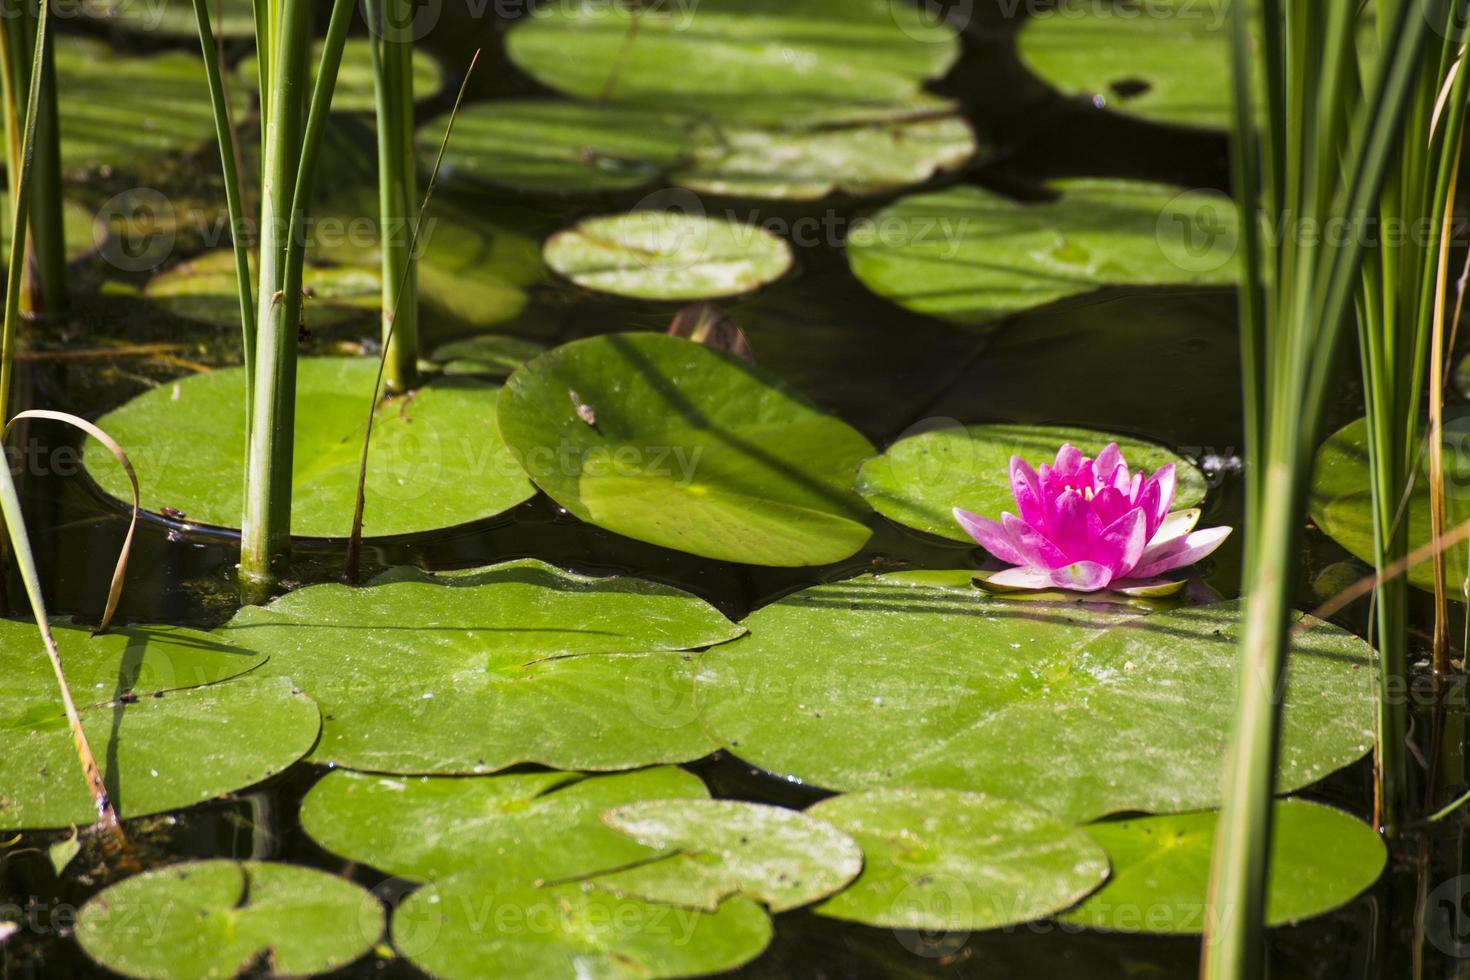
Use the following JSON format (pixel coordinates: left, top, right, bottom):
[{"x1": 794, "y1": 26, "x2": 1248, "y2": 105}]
[
  {"x1": 395, "y1": 878, "x2": 771, "y2": 980},
  {"x1": 543, "y1": 212, "x2": 792, "y2": 301},
  {"x1": 223, "y1": 559, "x2": 744, "y2": 773},
  {"x1": 17, "y1": 37, "x2": 248, "y2": 171},
  {"x1": 808, "y1": 788, "x2": 1108, "y2": 930},
  {"x1": 431, "y1": 335, "x2": 546, "y2": 379},
  {"x1": 425, "y1": 99, "x2": 701, "y2": 194},
  {"x1": 142, "y1": 250, "x2": 379, "y2": 330},
  {"x1": 301, "y1": 767, "x2": 709, "y2": 882},
  {"x1": 1310, "y1": 414, "x2": 1470, "y2": 598},
  {"x1": 239, "y1": 39, "x2": 443, "y2": 114},
  {"x1": 858, "y1": 422, "x2": 1207, "y2": 543},
  {"x1": 85, "y1": 357, "x2": 535, "y2": 538},
  {"x1": 590, "y1": 799, "x2": 863, "y2": 912},
  {"x1": 1019, "y1": 0, "x2": 1231, "y2": 129},
  {"x1": 696, "y1": 576, "x2": 1375, "y2": 822},
  {"x1": 497, "y1": 333, "x2": 875, "y2": 566},
  {"x1": 1064, "y1": 799, "x2": 1386, "y2": 932},
  {"x1": 847, "y1": 180, "x2": 1240, "y2": 325},
  {"x1": 676, "y1": 109, "x2": 977, "y2": 200},
  {"x1": 76, "y1": 861, "x2": 380, "y2": 979},
  {"x1": 3, "y1": 654, "x2": 319, "y2": 830},
  {"x1": 80, "y1": 0, "x2": 256, "y2": 38},
  {"x1": 505, "y1": 0, "x2": 958, "y2": 120}
]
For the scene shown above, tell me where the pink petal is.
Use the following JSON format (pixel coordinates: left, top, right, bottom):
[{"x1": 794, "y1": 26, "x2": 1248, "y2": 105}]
[
  {"x1": 952, "y1": 507, "x2": 1028, "y2": 566},
  {"x1": 1106, "y1": 461, "x2": 1132, "y2": 493},
  {"x1": 1092, "y1": 444, "x2": 1122, "y2": 487},
  {"x1": 1054, "y1": 444, "x2": 1083, "y2": 477},
  {"x1": 1048, "y1": 561, "x2": 1114, "y2": 591},
  {"x1": 1129, "y1": 525, "x2": 1232, "y2": 579},
  {"x1": 1008, "y1": 456, "x2": 1044, "y2": 525},
  {"x1": 1091, "y1": 486, "x2": 1131, "y2": 527},
  {"x1": 1045, "y1": 489, "x2": 1094, "y2": 559},
  {"x1": 1150, "y1": 464, "x2": 1177, "y2": 527},
  {"x1": 1001, "y1": 513, "x2": 1071, "y2": 569},
  {"x1": 987, "y1": 566, "x2": 1055, "y2": 589},
  {"x1": 1099, "y1": 508, "x2": 1149, "y2": 576},
  {"x1": 1134, "y1": 477, "x2": 1163, "y2": 537},
  {"x1": 1075, "y1": 459, "x2": 1096, "y2": 493},
  {"x1": 1140, "y1": 508, "x2": 1201, "y2": 563}
]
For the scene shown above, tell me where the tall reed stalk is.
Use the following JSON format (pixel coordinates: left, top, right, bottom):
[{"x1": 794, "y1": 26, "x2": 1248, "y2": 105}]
[
  {"x1": 1203, "y1": 1, "x2": 1436, "y2": 976},
  {"x1": 369, "y1": 0, "x2": 419, "y2": 393},
  {"x1": 231, "y1": 0, "x2": 356, "y2": 592},
  {"x1": 0, "y1": 0, "x2": 66, "y2": 315}
]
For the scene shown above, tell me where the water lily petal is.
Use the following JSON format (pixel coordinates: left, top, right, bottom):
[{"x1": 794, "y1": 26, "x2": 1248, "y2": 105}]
[
  {"x1": 1008, "y1": 456, "x2": 1045, "y2": 525},
  {"x1": 1100, "y1": 508, "x2": 1149, "y2": 575},
  {"x1": 952, "y1": 507, "x2": 1028, "y2": 566},
  {"x1": 1001, "y1": 513, "x2": 1070, "y2": 569},
  {"x1": 1140, "y1": 508, "x2": 1201, "y2": 563},
  {"x1": 1092, "y1": 444, "x2": 1122, "y2": 487},
  {"x1": 1150, "y1": 464, "x2": 1178, "y2": 528},
  {"x1": 1045, "y1": 488, "x2": 1093, "y2": 560},
  {"x1": 1134, "y1": 477, "x2": 1163, "y2": 537},
  {"x1": 986, "y1": 566, "x2": 1056, "y2": 589},
  {"x1": 1111, "y1": 577, "x2": 1189, "y2": 598},
  {"x1": 1091, "y1": 486, "x2": 1131, "y2": 527},
  {"x1": 1048, "y1": 561, "x2": 1114, "y2": 591},
  {"x1": 1130, "y1": 525, "x2": 1232, "y2": 580},
  {"x1": 1054, "y1": 444, "x2": 1083, "y2": 477}
]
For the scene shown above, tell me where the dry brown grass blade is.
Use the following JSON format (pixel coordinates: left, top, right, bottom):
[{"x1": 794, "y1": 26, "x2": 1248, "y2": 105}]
[{"x1": 5, "y1": 410, "x2": 138, "y2": 633}]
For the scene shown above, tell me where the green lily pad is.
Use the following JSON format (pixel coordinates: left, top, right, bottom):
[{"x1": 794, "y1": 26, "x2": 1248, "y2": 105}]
[
  {"x1": 808, "y1": 788, "x2": 1109, "y2": 929},
  {"x1": 142, "y1": 250, "x2": 379, "y2": 329},
  {"x1": 696, "y1": 577, "x2": 1375, "y2": 822},
  {"x1": 425, "y1": 100, "x2": 701, "y2": 194},
  {"x1": 675, "y1": 109, "x2": 977, "y2": 200},
  {"x1": 301, "y1": 767, "x2": 709, "y2": 882},
  {"x1": 19, "y1": 37, "x2": 247, "y2": 171},
  {"x1": 223, "y1": 559, "x2": 744, "y2": 773},
  {"x1": 497, "y1": 333, "x2": 875, "y2": 566},
  {"x1": 431, "y1": 335, "x2": 546, "y2": 379},
  {"x1": 76, "y1": 861, "x2": 380, "y2": 979},
  {"x1": 589, "y1": 799, "x2": 863, "y2": 912},
  {"x1": 80, "y1": 0, "x2": 256, "y2": 38},
  {"x1": 1019, "y1": 0, "x2": 1231, "y2": 129},
  {"x1": 847, "y1": 180, "x2": 1240, "y2": 325},
  {"x1": 1064, "y1": 799, "x2": 1385, "y2": 932},
  {"x1": 395, "y1": 878, "x2": 771, "y2": 980},
  {"x1": 857, "y1": 423, "x2": 1207, "y2": 543},
  {"x1": 1310, "y1": 414, "x2": 1470, "y2": 598},
  {"x1": 505, "y1": 0, "x2": 958, "y2": 121},
  {"x1": 85, "y1": 357, "x2": 535, "y2": 538},
  {"x1": 3, "y1": 644, "x2": 319, "y2": 828},
  {"x1": 239, "y1": 39, "x2": 443, "y2": 114},
  {"x1": 543, "y1": 212, "x2": 792, "y2": 301}
]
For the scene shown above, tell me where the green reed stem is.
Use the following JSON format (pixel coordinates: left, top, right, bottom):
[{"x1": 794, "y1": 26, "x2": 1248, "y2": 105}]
[
  {"x1": 369, "y1": 0, "x2": 419, "y2": 393},
  {"x1": 190, "y1": 0, "x2": 255, "y2": 413}
]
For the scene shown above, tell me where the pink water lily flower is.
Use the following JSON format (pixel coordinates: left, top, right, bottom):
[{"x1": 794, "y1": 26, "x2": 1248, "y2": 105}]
[{"x1": 953, "y1": 443, "x2": 1231, "y2": 593}]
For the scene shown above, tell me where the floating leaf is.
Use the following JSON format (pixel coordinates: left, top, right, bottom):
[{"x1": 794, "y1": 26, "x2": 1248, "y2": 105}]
[
  {"x1": 301, "y1": 767, "x2": 709, "y2": 882},
  {"x1": 395, "y1": 878, "x2": 771, "y2": 980},
  {"x1": 543, "y1": 212, "x2": 792, "y2": 301},
  {"x1": 80, "y1": 0, "x2": 256, "y2": 38},
  {"x1": 12, "y1": 38, "x2": 248, "y2": 171},
  {"x1": 696, "y1": 577, "x2": 1375, "y2": 822},
  {"x1": 2, "y1": 635, "x2": 318, "y2": 829},
  {"x1": 858, "y1": 422, "x2": 1207, "y2": 543},
  {"x1": 847, "y1": 181, "x2": 1240, "y2": 325},
  {"x1": 497, "y1": 333, "x2": 875, "y2": 565},
  {"x1": 239, "y1": 39, "x2": 443, "y2": 114},
  {"x1": 1064, "y1": 800, "x2": 1385, "y2": 932},
  {"x1": 1310, "y1": 414, "x2": 1470, "y2": 598},
  {"x1": 808, "y1": 788, "x2": 1108, "y2": 929},
  {"x1": 1018, "y1": 0, "x2": 1231, "y2": 129},
  {"x1": 505, "y1": 0, "x2": 958, "y2": 119},
  {"x1": 675, "y1": 109, "x2": 977, "y2": 200},
  {"x1": 431, "y1": 334, "x2": 546, "y2": 379},
  {"x1": 223, "y1": 560, "x2": 744, "y2": 773},
  {"x1": 141, "y1": 250, "x2": 378, "y2": 330},
  {"x1": 425, "y1": 100, "x2": 701, "y2": 194},
  {"x1": 590, "y1": 799, "x2": 863, "y2": 912},
  {"x1": 85, "y1": 357, "x2": 535, "y2": 538},
  {"x1": 76, "y1": 861, "x2": 380, "y2": 979},
  {"x1": 47, "y1": 828, "x2": 80, "y2": 876}
]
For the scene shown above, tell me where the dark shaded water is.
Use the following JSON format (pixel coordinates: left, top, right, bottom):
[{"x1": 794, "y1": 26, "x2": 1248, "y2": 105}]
[{"x1": 2, "y1": 4, "x2": 1466, "y2": 978}]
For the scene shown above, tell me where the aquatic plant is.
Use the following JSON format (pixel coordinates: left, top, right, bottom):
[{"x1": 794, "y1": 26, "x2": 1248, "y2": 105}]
[{"x1": 952, "y1": 442, "x2": 1229, "y2": 593}]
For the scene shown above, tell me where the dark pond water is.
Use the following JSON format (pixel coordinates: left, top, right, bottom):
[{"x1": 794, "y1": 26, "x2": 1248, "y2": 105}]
[{"x1": 1, "y1": 4, "x2": 1465, "y2": 979}]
